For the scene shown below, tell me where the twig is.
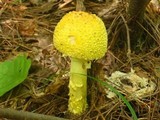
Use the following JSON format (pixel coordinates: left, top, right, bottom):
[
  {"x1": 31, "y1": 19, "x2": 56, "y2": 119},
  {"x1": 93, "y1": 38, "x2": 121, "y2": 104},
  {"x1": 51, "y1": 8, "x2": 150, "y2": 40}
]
[
  {"x1": 0, "y1": 108, "x2": 68, "y2": 120},
  {"x1": 120, "y1": 14, "x2": 133, "y2": 69},
  {"x1": 76, "y1": 0, "x2": 86, "y2": 11}
]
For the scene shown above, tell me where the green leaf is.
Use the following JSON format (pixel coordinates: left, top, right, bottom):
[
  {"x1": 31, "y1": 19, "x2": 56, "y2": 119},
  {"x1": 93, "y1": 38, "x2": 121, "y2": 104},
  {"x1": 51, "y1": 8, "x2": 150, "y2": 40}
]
[{"x1": 0, "y1": 54, "x2": 31, "y2": 96}]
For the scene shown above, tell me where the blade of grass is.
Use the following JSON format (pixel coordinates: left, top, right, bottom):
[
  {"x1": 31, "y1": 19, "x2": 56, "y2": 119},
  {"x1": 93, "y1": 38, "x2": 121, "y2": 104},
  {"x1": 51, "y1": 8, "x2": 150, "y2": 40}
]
[{"x1": 87, "y1": 75, "x2": 138, "y2": 120}]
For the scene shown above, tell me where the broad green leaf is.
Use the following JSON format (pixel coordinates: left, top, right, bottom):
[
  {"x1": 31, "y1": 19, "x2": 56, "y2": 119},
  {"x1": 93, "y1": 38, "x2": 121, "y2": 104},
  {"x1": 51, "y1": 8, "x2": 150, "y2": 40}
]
[{"x1": 0, "y1": 54, "x2": 31, "y2": 96}]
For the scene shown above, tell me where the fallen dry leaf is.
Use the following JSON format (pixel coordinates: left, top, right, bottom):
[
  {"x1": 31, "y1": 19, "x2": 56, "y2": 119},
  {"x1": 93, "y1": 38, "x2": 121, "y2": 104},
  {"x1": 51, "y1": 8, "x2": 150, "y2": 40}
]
[{"x1": 18, "y1": 19, "x2": 37, "y2": 37}]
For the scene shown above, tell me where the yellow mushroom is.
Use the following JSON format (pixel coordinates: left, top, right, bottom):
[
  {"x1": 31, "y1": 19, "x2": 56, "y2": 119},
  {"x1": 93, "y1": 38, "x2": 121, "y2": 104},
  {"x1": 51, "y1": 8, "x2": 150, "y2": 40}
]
[{"x1": 53, "y1": 11, "x2": 108, "y2": 114}]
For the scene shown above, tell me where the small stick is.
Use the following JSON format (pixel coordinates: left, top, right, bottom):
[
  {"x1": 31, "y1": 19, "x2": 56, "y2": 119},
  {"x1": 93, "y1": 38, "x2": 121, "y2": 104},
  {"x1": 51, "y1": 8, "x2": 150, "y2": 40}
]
[
  {"x1": 0, "y1": 108, "x2": 68, "y2": 120},
  {"x1": 76, "y1": 0, "x2": 86, "y2": 11},
  {"x1": 120, "y1": 14, "x2": 133, "y2": 69}
]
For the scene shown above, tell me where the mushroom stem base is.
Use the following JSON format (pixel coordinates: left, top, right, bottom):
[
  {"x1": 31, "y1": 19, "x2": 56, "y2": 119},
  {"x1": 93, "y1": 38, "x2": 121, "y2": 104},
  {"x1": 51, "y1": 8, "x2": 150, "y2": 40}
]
[{"x1": 68, "y1": 58, "x2": 90, "y2": 114}]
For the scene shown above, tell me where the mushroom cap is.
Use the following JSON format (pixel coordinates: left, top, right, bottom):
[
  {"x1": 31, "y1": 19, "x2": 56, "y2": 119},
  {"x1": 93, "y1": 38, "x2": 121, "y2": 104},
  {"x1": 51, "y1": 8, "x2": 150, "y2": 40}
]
[{"x1": 53, "y1": 11, "x2": 108, "y2": 61}]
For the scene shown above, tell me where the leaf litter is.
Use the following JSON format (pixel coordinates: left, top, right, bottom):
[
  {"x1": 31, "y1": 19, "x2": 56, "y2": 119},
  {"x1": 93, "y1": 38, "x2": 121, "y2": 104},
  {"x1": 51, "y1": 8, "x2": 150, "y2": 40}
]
[{"x1": 0, "y1": 0, "x2": 160, "y2": 119}]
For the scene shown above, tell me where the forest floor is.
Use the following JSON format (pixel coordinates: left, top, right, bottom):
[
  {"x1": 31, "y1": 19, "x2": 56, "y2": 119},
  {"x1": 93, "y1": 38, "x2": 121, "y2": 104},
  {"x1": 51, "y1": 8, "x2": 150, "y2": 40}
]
[{"x1": 0, "y1": 0, "x2": 160, "y2": 120}]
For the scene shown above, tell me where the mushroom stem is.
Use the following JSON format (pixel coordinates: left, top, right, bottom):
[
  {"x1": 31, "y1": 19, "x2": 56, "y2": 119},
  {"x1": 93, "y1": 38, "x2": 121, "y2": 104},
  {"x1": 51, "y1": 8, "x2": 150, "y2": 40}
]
[{"x1": 68, "y1": 57, "x2": 90, "y2": 114}]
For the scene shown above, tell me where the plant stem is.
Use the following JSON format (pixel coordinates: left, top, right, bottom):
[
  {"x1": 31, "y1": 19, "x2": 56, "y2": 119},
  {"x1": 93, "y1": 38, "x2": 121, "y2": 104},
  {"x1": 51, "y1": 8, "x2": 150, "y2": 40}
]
[
  {"x1": 76, "y1": 0, "x2": 86, "y2": 11},
  {"x1": 127, "y1": 0, "x2": 151, "y2": 50},
  {"x1": 128, "y1": 0, "x2": 151, "y2": 22},
  {"x1": 68, "y1": 58, "x2": 90, "y2": 114}
]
